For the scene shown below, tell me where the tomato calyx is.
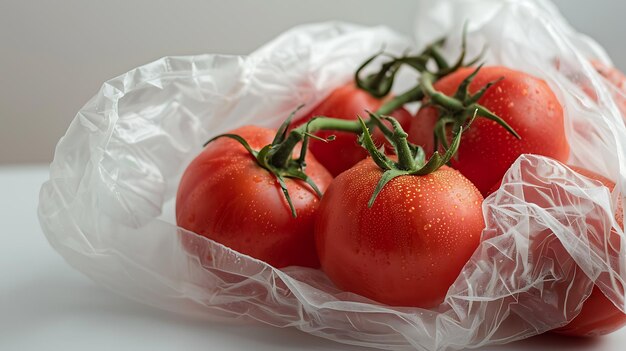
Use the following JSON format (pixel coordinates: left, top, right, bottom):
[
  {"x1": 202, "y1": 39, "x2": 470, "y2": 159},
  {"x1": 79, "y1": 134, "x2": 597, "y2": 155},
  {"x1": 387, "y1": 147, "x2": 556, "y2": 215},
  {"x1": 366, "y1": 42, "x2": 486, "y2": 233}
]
[
  {"x1": 420, "y1": 65, "x2": 521, "y2": 151},
  {"x1": 356, "y1": 23, "x2": 485, "y2": 107},
  {"x1": 358, "y1": 112, "x2": 470, "y2": 207},
  {"x1": 204, "y1": 107, "x2": 326, "y2": 218},
  {"x1": 355, "y1": 47, "x2": 429, "y2": 99},
  {"x1": 205, "y1": 107, "x2": 371, "y2": 217}
]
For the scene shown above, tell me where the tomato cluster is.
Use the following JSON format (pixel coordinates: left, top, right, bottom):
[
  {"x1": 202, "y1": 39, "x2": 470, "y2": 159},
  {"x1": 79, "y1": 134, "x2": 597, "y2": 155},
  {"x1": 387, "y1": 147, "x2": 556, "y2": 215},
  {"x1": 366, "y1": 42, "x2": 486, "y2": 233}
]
[{"x1": 175, "y1": 37, "x2": 626, "y2": 338}]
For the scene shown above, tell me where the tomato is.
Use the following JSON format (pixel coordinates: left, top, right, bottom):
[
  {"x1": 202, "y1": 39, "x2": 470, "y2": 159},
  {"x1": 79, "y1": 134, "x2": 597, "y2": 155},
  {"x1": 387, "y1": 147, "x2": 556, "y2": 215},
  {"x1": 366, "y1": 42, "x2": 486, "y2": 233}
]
[
  {"x1": 559, "y1": 59, "x2": 626, "y2": 122},
  {"x1": 553, "y1": 166, "x2": 626, "y2": 337},
  {"x1": 408, "y1": 66, "x2": 569, "y2": 195},
  {"x1": 593, "y1": 61, "x2": 626, "y2": 93},
  {"x1": 315, "y1": 159, "x2": 484, "y2": 308},
  {"x1": 491, "y1": 164, "x2": 626, "y2": 336},
  {"x1": 292, "y1": 83, "x2": 412, "y2": 176},
  {"x1": 556, "y1": 286, "x2": 626, "y2": 337},
  {"x1": 176, "y1": 125, "x2": 332, "y2": 268},
  {"x1": 591, "y1": 60, "x2": 626, "y2": 120}
]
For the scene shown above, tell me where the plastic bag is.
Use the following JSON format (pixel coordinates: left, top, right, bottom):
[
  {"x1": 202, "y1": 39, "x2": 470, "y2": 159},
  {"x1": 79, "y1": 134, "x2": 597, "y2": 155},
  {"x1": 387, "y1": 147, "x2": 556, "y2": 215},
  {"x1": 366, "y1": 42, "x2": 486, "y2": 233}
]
[{"x1": 38, "y1": 1, "x2": 626, "y2": 350}]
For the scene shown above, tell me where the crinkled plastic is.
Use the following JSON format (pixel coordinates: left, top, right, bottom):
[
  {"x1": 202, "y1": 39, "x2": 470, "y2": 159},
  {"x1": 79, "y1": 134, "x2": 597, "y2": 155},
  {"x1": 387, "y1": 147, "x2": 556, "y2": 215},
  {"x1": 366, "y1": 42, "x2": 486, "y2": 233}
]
[{"x1": 38, "y1": 1, "x2": 626, "y2": 350}]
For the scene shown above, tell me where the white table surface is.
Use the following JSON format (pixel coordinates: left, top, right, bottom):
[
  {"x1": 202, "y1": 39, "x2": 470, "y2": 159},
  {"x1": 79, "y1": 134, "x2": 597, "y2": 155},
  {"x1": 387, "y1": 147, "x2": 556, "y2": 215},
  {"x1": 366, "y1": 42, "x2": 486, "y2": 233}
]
[{"x1": 2, "y1": 164, "x2": 626, "y2": 351}]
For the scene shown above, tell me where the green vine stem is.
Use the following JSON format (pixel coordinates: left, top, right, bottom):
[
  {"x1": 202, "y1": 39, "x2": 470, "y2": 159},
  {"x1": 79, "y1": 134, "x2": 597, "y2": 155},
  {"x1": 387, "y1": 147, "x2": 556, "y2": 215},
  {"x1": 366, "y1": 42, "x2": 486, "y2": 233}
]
[
  {"x1": 358, "y1": 112, "x2": 468, "y2": 207},
  {"x1": 359, "y1": 25, "x2": 487, "y2": 141},
  {"x1": 268, "y1": 117, "x2": 363, "y2": 168},
  {"x1": 375, "y1": 85, "x2": 425, "y2": 116},
  {"x1": 355, "y1": 22, "x2": 485, "y2": 102},
  {"x1": 418, "y1": 66, "x2": 520, "y2": 150},
  {"x1": 203, "y1": 64, "x2": 519, "y2": 217}
]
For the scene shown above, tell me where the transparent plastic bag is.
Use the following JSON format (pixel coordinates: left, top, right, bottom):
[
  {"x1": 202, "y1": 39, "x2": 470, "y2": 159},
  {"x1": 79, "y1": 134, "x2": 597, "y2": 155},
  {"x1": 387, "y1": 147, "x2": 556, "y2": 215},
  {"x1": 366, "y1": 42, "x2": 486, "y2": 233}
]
[{"x1": 38, "y1": 1, "x2": 626, "y2": 350}]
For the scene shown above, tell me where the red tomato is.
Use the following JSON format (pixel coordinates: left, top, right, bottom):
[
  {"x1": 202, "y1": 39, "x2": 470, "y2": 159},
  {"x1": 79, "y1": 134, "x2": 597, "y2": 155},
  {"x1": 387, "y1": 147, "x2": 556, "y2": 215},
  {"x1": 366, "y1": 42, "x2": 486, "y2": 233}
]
[
  {"x1": 315, "y1": 159, "x2": 484, "y2": 308},
  {"x1": 176, "y1": 125, "x2": 332, "y2": 268},
  {"x1": 591, "y1": 60, "x2": 626, "y2": 120},
  {"x1": 553, "y1": 166, "x2": 626, "y2": 337},
  {"x1": 292, "y1": 83, "x2": 412, "y2": 176},
  {"x1": 488, "y1": 164, "x2": 625, "y2": 336},
  {"x1": 593, "y1": 61, "x2": 626, "y2": 92},
  {"x1": 408, "y1": 66, "x2": 569, "y2": 195}
]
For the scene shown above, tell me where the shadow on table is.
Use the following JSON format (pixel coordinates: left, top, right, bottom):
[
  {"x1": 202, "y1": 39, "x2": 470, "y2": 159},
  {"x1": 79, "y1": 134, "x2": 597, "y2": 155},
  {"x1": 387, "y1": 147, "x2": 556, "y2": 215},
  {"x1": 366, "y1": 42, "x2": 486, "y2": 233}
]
[
  {"x1": 4, "y1": 265, "x2": 364, "y2": 350},
  {"x1": 495, "y1": 332, "x2": 607, "y2": 351},
  {"x1": 5, "y1": 265, "x2": 615, "y2": 351}
]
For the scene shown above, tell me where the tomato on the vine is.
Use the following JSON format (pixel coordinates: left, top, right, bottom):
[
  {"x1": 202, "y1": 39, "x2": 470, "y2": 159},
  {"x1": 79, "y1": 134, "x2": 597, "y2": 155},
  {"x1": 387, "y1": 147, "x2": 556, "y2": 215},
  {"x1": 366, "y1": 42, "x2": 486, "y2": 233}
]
[
  {"x1": 292, "y1": 83, "x2": 412, "y2": 176},
  {"x1": 553, "y1": 166, "x2": 626, "y2": 337},
  {"x1": 176, "y1": 125, "x2": 332, "y2": 268},
  {"x1": 315, "y1": 160, "x2": 484, "y2": 308},
  {"x1": 409, "y1": 66, "x2": 570, "y2": 195},
  {"x1": 315, "y1": 115, "x2": 484, "y2": 308}
]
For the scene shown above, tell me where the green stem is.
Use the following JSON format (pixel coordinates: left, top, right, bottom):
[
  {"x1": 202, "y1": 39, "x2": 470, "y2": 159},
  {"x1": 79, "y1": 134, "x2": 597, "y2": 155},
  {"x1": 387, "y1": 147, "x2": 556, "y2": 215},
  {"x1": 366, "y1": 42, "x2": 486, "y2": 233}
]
[
  {"x1": 269, "y1": 117, "x2": 362, "y2": 168},
  {"x1": 376, "y1": 85, "x2": 425, "y2": 115},
  {"x1": 271, "y1": 81, "x2": 428, "y2": 169},
  {"x1": 420, "y1": 72, "x2": 464, "y2": 111},
  {"x1": 386, "y1": 117, "x2": 416, "y2": 170},
  {"x1": 429, "y1": 46, "x2": 450, "y2": 71}
]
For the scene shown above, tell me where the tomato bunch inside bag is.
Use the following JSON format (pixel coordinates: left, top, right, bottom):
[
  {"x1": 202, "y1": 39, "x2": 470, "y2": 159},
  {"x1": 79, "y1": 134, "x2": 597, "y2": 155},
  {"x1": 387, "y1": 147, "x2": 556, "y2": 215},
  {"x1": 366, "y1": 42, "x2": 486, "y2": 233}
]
[
  {"x1": 174, "y1": 22, "x2": 626, "y2": 341},
  {"x1": 176, "y1": 21, "x2": 626, "y2": 338},
  {"x1": 39, "y1": 1, "x2": 626, "y2": 350}
]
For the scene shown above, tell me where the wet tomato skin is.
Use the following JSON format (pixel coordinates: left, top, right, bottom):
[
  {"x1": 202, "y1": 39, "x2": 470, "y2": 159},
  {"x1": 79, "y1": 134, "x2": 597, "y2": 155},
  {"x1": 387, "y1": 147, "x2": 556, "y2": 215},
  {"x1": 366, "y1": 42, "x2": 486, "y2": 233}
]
[
  {"x1": 315, "y1": 159, "x2": 484, "y2": 308},
  {"x1": 176, "y1": 125, "x2": 332, "y2": 268},
  {"x1": 409, "y1": 66, "x2": 569, "y2": 195}
]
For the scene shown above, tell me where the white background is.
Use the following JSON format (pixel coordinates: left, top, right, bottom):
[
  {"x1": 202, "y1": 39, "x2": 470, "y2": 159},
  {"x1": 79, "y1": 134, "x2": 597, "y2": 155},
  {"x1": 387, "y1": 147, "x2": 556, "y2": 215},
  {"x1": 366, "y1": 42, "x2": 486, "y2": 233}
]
[{"x1": 0, "y1": 0, "x2": 625, "y2": 164}]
